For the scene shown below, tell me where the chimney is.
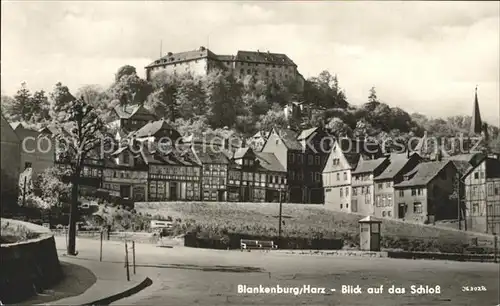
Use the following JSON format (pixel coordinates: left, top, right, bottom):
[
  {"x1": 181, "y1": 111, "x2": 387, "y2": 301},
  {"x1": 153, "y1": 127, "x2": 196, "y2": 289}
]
[{"x1": 167, "y1": 52, "x2": 173, "y2": 56}]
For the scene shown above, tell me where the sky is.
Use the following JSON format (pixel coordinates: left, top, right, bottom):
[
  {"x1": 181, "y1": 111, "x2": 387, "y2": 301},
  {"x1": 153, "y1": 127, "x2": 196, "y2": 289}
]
[{"x1": 1, "y1": 1, "x2": 499, "y2": 126}]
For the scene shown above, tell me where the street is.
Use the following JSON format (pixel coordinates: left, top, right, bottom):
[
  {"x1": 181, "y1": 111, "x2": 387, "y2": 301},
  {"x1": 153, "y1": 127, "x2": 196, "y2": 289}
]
[{"x1": 55, "y1": 237, "x2": 499, "y2": 306}]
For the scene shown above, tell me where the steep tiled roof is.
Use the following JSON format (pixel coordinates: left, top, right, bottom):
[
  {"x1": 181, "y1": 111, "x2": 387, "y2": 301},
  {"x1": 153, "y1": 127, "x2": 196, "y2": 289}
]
[
  {"x1": 395, "y1": 160, "x2": 451, "y2": 188},
  {"x1": 485, "y1": 158, "x2": 500, "y2": 178},
  {"x1": 146, "y1": 48, "x2": 218, "y2": 68},
  {"x1": 233, "y1": 147, "x2": 250, "y2": 159},
  {"x1": 9, "y1": 122, "x2": 24, "y2": 130},
  {"x1": 191, "y1": 144, "x2": 230, "y2": 164},
  {"x1": 352, "y1": 157, "x2": 387, "y2": 174},
  {"x1": 274, "y1": 128, "x2": 302, "y2": 150},
  {"x1": 134, "y1": 119, "x2": 176, "y2": 138},
  {"x1": 446, "y1": 153, "x2": 486, "y2": 168},
  {"x1": 375, "y1": 153, "x2": 417, "y2": 181},
  {"x1": 255, "y1": 152, "x2": 286, "y2": 173},
  {"x1": 114, "y1": 104, "x2": 143, "y2": 119},
  {"x1": 216, "y1": 54, "x2": 235, "y2": 61},
  {"x1": 235, "y1": 50, "x2": 296, "y2": 66},
  {"x1": 451, "y1": 160, "x2": 472, "y2": 176},
  {"x1": 297, "y1": 127, "x2": 318, "y2": 141}
]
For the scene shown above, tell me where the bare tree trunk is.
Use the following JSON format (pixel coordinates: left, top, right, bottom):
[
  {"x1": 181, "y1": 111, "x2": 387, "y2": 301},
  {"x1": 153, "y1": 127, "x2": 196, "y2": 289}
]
[{"x1": 67, "y1": 172, "x2": 80, "y2": 255}]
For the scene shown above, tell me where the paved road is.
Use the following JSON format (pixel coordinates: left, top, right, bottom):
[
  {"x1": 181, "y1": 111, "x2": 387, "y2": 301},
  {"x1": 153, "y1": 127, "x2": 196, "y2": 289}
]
[{"x1": 56, "y1": 237, "x2": 500, "y2": 306}]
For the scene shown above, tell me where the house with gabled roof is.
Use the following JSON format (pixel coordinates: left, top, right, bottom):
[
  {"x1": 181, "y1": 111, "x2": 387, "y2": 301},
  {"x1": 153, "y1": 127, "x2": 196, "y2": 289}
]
[
  {"x1": 10, "y1": 121, "x2": 56, "y2": 177},
  {"x1": 351, "y1": 156, "x2": 389, "y2": 215},
  {"x1": 394, "y1": 160, "x2": 458, "y2": 224},
  {"x1": 322, "y1": 138, "x2": 383, "y2": 212},
  {"x1": 140, "y1": 143, "x2": 202, "y2": 202},
  {"x1": 225, "y1": 146, "x2": 287, "y2": 203},
  {"x1": 1, "y1": 114, "x2": 21, "y2": 203},
  {"x1": 110, "y1": 104, "x2": 157, "y2": 133},
  {"x1": 261, "y1": 126, "x2": 328, "y2": 203},
  {"x1": 462, "y1": 154, "x2": 500, "y2": 234},
  {"x1": 373, "y1": 152, "x2": 422, "y2": 218},
  {"x1": 102, "y1": 145, "x2": 149, "y2": 201}
]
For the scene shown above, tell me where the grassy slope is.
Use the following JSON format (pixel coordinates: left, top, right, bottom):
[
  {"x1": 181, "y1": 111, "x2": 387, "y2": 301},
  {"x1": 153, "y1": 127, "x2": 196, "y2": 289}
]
[{"x1": 135, "y1": 202, "x2": 496, "y2": 252}]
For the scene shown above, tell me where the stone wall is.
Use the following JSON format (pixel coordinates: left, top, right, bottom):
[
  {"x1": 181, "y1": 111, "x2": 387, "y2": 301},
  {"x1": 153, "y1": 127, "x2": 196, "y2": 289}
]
[{"x1": 0, "y1": 221, "x2": 62, "y2": 304}]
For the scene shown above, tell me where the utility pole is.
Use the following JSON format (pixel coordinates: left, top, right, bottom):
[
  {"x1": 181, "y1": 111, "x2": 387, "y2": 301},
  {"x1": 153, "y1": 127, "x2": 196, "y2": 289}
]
[
  {"x1": 22, "y1": 176, "x2": 27, "y2": 207},
  {"x1": 278, "y1": 188, "x2": 283, "y2": 247}
]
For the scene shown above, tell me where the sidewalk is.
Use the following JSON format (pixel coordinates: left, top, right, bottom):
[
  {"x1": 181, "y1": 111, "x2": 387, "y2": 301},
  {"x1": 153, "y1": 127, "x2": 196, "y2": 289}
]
[{"x1": 39, "y1": 238, "x2": 152, "y2": 305}]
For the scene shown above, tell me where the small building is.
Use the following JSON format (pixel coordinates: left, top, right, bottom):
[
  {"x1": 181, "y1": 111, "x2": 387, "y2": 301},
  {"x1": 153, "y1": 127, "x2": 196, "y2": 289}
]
[
  {"x1": 1, "y1": 114, "x2": 21, "y2": 203},
  {"x1": 373, "y1": 152, "x2": 422, "y2": 218},
  {"x1": 102, "y1": 146, "x2": 149, "y2": 201},
  {"x1": 11, "y1": 122, "x2": 55, "y2": 177},
  {"x1": 225, "y1": 147, "x2": 287, "y2": 203},
  {"x1": 351, "y1": 157, "x2": 389, "y2": 215},
  {"x1": 462, "y1": 155, "x2": 500, "y2": 234},
  {"x1": 110, "y1": 104, "x2": 158, "y2": 133},
  {"x1": 322, "y1": 139, "x2": 382, "y2": 212},
  {"x1": 189, "y1": 144, "x2": 230, "y2": 202},
  {"x1": 142, "y1": 144, "x2": 201, "y2": 201},
  {"x1": 394, "y1": 160, "x2": 458, "y2": 224},
  {"x1": 255, "y1": 152, "x2": 287, "y2": 202}
]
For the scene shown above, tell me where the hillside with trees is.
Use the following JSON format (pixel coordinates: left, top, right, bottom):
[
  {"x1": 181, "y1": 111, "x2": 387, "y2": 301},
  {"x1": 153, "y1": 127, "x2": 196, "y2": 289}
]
[{"x1": 2, "y1": 65, "x2": 499, "y2": 153}]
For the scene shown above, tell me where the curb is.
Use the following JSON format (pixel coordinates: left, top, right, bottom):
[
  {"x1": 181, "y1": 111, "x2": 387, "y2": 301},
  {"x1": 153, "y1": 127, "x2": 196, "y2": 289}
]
[{"x1": 80, "y1": 277, "x2": 153, "y2": 306}]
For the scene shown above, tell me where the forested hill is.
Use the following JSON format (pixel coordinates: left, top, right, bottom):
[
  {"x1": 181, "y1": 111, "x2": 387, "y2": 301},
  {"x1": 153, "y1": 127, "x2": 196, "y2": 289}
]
[{"x1": 1, "y1": 65, "x2": 499, "y2": 152}]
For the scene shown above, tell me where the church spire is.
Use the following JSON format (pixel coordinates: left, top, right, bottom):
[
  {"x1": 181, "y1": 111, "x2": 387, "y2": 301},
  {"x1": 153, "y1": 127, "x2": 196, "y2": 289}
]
[{"x1": 470, "y1": 85, "x2": 482, "y2": 135}]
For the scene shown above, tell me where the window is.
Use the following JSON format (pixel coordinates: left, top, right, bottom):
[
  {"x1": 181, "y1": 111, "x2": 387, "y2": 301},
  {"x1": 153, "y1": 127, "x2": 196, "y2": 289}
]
[
  {"x1": 240, "y1": 68, "x2": 244, "y2": 74},
  {"x1": 24, "y1": 162, "x2": 32, "y2": 169},
  {"x1": 387, "y1": 195, "x2": 392, "y2": 206},
  {"x1": 361, "y1": 186, "x2": 365, "y2": 194},
  {"x1": 365, "y1": 193, "x2": 370, "y2": 204},
  {"x1": 488, "y1": 183, "x2": 494, "y2": 196},
  {"x1": 411, "y1": 188, "x2": 416, "y2": 196},
  {"x1": 480, "y1": 171, "x2": 484, "y2": 179},
  {"x1": 382, "y1": 211, "x2": 386, "y2": 217},
  {"x1": 399, "y1": 190, "x2": 404, "y2": 197},
  {"x1": 333, "y1": 158, "x2": 339, "y2": 165},
  {"x1": 289, "y1": 153, "x2": 295, "y2": 163},
  {"x1": 472, "y1": 203, "x2": 479, "y2": 215},
  {"x1": 343, "y1": 172, "x2": 347, "y2": 180},
  {"x1": 472, "y1": 186, "x2": 477, "y2": 197},
  {"x1": 340, "y1": 204, "x2": 343, "y2": 209},
  {"x1": 378, "y1": 183, "x2": 383, "y2": 189},
  {"x1": 346, "y1": 187, "x2": 349, "y2": 196},
  {"x1": 340, "y1": 188, "x2": 343, "y2": 197},
  {"x1": 495, "y1": 187, "x2": 499, "y2": 196},
  {"x1": 413, "y1": 202, "x2": 422, "y2": 214},
  {"x1": 386, "y1": 182, "x2": 391, "y2": 188},
  {"x1": 474, "y1": 172, "x2": 479, "y2": 179},
  {"x1": 308, "y1": 155, "x2": 313, "y2": 165},
  {"x1": 310, "y1": 172, "x2": 314, "y2": 183},
  {"x1": 315, "y1": 156, "x2": 321, "y2": 165},
  {"x1": 346, "y1": 203, "x2": 349, "y2": 209},
  {"x1": 123, "y1": 151, "x2": 130, "y2": 164},
  {"x1": 337, "y1": 173, "x2": 340, "y2": 180},
  {"x1": 388, "y1": 211, "x2": 392, "y2": 217},
  {"x1": 353, "y1": 187, "x2": 357, "y2": 195},
  {"x1": 247, "y1": 69, "x2": 251, "y2": 74}
]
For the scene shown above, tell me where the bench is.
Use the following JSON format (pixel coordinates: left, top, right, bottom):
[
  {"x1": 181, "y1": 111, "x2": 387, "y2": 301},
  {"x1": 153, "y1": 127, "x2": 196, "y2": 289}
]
[{"x1": 240, "y1": 239, "x2": 277, "y2": 252}]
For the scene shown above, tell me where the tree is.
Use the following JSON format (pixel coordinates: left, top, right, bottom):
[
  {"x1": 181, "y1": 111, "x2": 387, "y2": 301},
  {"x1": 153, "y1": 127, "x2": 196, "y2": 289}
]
[
  {"x1": 326, "y1": 117, "x2": 352, "y2": 138},
  {"x1": 368, "y1": 86, "x2": 378, "y2": 103},
  {"x1": 50, "y1": 93, "x2": 105, "y2": 255},
  {"x1": 110, "y1": 71, "x2": 152, "y2": 107},
  {"x1": 204, "y1": 71, "x2": 243, "y2": 128},
  {"x1": 257, "y1": 104, "x2": 289, "y2": 131},
  {"x1": 146, "y1": 71, "x2": 181, "y2": 122},
  {"x1": 35, "y1": 167, "x2": 72, "y2": 207},
  {"x1": 115, "y1": 65, "x2": 137, "y2": 82}
]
